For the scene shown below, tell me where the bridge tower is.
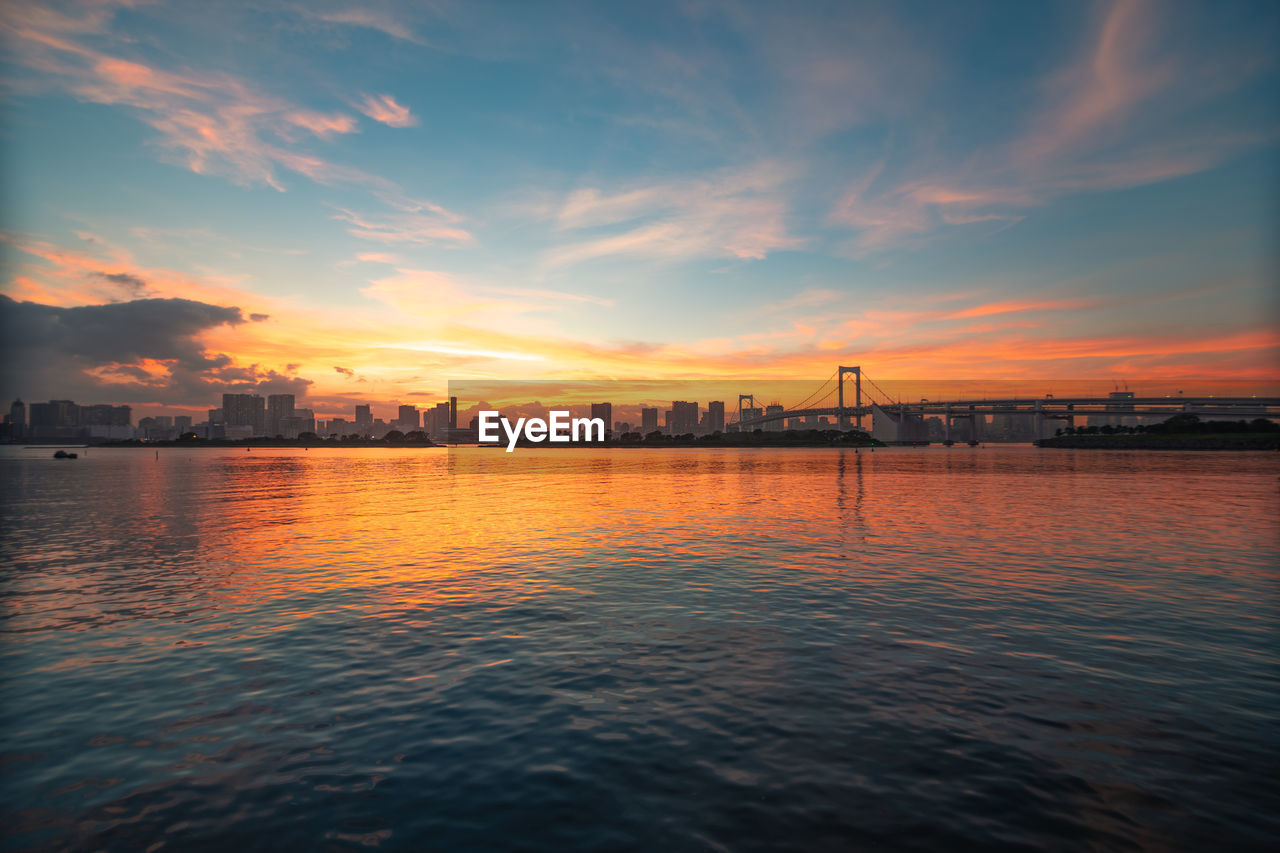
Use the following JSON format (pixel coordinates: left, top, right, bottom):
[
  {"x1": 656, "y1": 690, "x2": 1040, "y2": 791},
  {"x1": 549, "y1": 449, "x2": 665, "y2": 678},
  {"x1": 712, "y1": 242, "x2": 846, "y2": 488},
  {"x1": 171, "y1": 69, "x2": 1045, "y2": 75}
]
[
  {"x1": 837, "y1": 366, "x2": 861, "y2": 431},
  {"x1": 737, "y1": 394, "x2": 755, "y2": 430}
]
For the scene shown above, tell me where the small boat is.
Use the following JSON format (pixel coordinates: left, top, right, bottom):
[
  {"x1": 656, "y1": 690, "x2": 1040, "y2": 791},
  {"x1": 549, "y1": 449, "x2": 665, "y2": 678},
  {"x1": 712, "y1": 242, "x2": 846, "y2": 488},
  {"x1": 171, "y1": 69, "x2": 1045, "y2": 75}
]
[
  {"x1": 967, "y1": 440, "x2": 979, "y2": 446},
  {"x1": 53, "y1": 450, "x2": 78, "y2": 459}
]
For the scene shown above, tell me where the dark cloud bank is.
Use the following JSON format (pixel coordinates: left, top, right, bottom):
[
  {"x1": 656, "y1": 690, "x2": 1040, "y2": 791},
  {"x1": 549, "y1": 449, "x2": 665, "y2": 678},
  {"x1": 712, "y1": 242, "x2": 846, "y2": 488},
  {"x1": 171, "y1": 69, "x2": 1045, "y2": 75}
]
[{"x1": 0, "y1": 295, "x2": 310, "y2": 406}]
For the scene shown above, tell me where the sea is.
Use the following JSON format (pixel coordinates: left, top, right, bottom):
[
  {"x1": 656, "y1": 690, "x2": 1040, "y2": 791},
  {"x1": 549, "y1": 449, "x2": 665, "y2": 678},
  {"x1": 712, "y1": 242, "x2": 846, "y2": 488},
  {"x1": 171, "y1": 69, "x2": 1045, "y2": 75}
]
[{"x1": 1, "y1": 445, "x2": 1277, "y2": 851}]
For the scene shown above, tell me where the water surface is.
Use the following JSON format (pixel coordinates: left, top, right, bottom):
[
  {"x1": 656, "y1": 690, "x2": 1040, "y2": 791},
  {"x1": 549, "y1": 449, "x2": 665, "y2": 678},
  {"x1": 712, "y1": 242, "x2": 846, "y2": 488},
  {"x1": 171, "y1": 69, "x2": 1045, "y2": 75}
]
[{"x1": 1, "y1": 446, "x2": 1277, "y2": 850}]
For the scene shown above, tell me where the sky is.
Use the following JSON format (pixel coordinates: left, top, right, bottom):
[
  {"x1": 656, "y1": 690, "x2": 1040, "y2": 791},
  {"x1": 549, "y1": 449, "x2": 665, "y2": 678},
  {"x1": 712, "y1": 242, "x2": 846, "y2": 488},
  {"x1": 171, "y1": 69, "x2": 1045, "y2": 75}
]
[{"x1": 1, "y1": 0, "x2": 1277, "y2": 418}]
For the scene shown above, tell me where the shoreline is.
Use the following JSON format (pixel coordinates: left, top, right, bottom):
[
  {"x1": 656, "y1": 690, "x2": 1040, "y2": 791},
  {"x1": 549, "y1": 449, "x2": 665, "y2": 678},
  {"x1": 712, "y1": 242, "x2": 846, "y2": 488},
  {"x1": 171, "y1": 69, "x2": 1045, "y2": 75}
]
[{"x1": 1036, "y1": 433, "x2": 1279, "y2": 450}]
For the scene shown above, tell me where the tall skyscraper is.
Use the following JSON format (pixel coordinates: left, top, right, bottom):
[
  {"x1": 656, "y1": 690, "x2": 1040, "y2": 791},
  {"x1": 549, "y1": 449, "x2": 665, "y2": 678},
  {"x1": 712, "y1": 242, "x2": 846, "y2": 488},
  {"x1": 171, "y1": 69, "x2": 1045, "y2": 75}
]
[
  {"x1": 641, "y1": 408, "x2": 658, "y2": 433},
  {"x1": 28, "y1": 400, "x2": 80, "y2": 438},
  {"x1": 355, "y1": 404, "x2": 372, "y2": 427},
  {"x1": 707, "y1": 401, "x2": 725, "y2": 433},
  {"x1": 670, "y1": 401, "x2": 699, "y2": 434},
  {"x1": 429, "y1": 401, "x2": 451, "y2": 439},
  {"x1": 398, "y1": 405, "x2": 419, "y2": 430},
  {"x1": 222, "y1": 394, "x2": 265, "y2": 436},
  {"x1": 764, "y1": 404, "x2": 785, "y2": 432},
  {"x1": 590, "y1": 402, "x2": 612, "y2": 434},
  {"x1": 266, "y1": 394, "x2": 295, "y2": 436},
  {"x1": 9, "y1": 399, "x2": 26, "y2": 438}
]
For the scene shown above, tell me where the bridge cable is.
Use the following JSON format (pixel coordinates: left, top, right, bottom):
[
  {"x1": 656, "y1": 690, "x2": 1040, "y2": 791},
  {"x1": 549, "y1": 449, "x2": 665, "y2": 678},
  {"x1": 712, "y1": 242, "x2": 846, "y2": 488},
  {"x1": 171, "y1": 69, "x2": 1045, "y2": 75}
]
[{"x1": 784, "y1": 368, "x2": 839, "y2": 412}]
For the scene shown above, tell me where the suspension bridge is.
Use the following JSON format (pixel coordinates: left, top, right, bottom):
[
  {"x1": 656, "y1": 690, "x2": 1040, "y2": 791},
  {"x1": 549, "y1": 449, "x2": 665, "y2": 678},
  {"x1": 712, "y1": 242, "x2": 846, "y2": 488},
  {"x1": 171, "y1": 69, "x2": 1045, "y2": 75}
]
[{"x1": 732, "y1": 365, "x2": 1280, "y2": 442}]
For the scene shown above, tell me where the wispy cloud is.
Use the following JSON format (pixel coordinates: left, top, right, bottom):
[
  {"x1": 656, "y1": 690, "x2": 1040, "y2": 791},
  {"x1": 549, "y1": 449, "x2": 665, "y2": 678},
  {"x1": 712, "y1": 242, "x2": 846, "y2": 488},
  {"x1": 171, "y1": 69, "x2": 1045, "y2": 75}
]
[
  {"x1": 0, "y1": 3, "x2": 424, "y2": 196},
  {"x1": 360, "y1": 269, "x2": 609, "y2": 326},
  {"x1": 542, "y1": 162, "x2": 804, "y2": 268},
  {"x1": 830, "y1": 0, "x2": 1276, "y2": 255},
  {"x1": 356, "y1": 93, "x2": 417, "y2": 128},
  {"x1": 91, "y1": 270, "x2": 151, "y2": 299},
  {"x1": 311, "y1": 8, "x2": 427, "y2": 46},
  {"x1": 334, "y1": 207, "x2": 474, "y2": 247},
  {"x1": 284, "y1": 109, "x2": 360, "y2": 138}
]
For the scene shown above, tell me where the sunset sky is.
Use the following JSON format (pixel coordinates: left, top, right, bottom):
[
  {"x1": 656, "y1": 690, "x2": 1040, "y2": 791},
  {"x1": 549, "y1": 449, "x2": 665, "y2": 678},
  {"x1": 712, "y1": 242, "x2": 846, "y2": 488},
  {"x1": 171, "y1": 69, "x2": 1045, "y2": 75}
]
[{"x1": 1, "y1": 0, "x2": 1277, "y2": 417}]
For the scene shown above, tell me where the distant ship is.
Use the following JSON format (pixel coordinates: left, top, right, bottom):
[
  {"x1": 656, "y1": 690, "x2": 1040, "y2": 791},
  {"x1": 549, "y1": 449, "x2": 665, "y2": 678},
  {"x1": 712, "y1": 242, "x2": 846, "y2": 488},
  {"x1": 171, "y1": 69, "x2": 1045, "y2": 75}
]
[{"x1": 53, "y1": 450, "x2": 78, "y2": 459}]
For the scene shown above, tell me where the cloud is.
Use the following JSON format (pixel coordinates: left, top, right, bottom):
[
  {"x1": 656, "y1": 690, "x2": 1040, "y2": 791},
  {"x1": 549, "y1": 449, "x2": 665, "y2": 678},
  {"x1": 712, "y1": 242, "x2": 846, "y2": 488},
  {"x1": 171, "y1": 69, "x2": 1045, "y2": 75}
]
[
  {"x1": 2, "y1": 4, "x2": 400, "y2": 193},
  {"x1": 284, "y1": 109, "x2": 360, "y2": 137},
  {"x1": 480, "y1": 286, "x2": 613, "y2": 307},
  {"x1": 312, "y1": 8, "x2": 426, "y2": 45},
  {"x1": 829, "y1": 0, "x2": 1276, "y2": 255},
  {"x1": 1015, "y1": 0, "x2": 1172, "y2": 166},
  {"x1": 334, "y1": 206, "x2": 474, "y2": 247},
  {"x1": 0, "y1": 294, "x2": 311, "y2": 404},
  {"x1": 356, "y1": 93, "x2": 417, "y2": 128},
  {"x1": 355, "y1": 252, "x2": 402, "y2": 264},
  {"x1": 942, "y1": 298, "x2": 1099, "y2": 321},
  {"x1": 542, "y1": 162, "x2": 804, "y2": 268},
  {"x1": 92, "y1": 270, "x2": 150, "y2": 299}
]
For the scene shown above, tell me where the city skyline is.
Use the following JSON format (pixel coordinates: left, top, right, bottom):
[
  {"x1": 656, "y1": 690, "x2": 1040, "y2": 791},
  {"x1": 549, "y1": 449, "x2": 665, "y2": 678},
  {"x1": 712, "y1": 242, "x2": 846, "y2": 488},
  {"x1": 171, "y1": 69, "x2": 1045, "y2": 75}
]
[
  {"x1": 10, "y1": 378, "x2": 1277, "y2": 444},
  {"x1": 7, "y1": 371, "x2": 1280, "y2": 425},
  {"x1": 2, "y1": 0, "x2": 1277, "y2": 418}
]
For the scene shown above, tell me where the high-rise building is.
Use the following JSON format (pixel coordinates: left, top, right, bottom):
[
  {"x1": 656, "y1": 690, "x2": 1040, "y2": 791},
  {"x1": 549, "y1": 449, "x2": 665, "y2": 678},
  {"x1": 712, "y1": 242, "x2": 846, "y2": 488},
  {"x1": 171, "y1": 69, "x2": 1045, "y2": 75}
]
[
  {"x1": 707, "y1": 401, "x2": 725, "y2": 433},
  {"x1": 428, "y1": 401, "x2": 451, "y2": 440},
  {"x1": 764, "y1": 404, "x2": 785, "y2": 432},
  {"x1": 9, "y1": 399, "x2": 26, "y2": 438},
  {"x1": 670, "y1": 401, "x2": 698, "y2": 434},
  {"x1": 28, "y1": 400, "x2": 80, "y2": 439},
  {"x1": 641, "y1": 408, "x2": 658, "y2": 433},
  {"x1": 281, "y1": 408, "x2": 316, "y2": 439},
  {"x1": 78, "y1": 404, "x2": 131, "y2": 426},
  {"x1": 354, "y1": 404, "x2": 372, "y2": 427},
  {"x1": 398, "y1": 405, "x2": 419, "y2": 430},
  {"x1": 591, "y1": 403, "x2": 612, "y2": 435},
  {"x1": 222, "y1": 394, "x2": 265, "y2": 436},
  {"x1": 267, "y1": 394, "x2": 295, "y2": 436},
  {"x1": 174, "y1": 415, "x2": 193, "y2": 434}
]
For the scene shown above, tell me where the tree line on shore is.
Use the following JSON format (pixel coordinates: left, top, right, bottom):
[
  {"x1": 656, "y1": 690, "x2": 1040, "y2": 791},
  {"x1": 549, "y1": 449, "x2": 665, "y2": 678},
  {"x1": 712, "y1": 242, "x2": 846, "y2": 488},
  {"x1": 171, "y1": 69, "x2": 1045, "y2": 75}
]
[{"x1": 1055, "y1": 414, "x2": 1277, "y2": 437}]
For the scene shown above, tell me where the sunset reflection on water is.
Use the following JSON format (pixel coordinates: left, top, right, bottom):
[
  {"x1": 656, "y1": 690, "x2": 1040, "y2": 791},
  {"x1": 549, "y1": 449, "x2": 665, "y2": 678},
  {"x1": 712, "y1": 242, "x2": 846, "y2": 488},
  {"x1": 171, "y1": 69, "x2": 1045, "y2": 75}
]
[{"x1": 1, "y1": 446, "x2": 1277, "y2": 850}]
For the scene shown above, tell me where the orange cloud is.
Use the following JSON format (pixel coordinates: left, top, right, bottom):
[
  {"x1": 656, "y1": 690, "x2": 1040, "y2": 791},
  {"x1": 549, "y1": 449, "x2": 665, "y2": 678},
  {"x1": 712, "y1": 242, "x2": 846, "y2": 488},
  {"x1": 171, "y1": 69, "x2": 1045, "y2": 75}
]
[
  {"x1": 2, "y1": 7, "x2": 424, "y2": 196},
  {"x1": 285, "y1": 110, "x2": 360, "y2": 137},
  {"x1": 944, "y1": 298, "x2": 1099, "y2": 320},
  {"x1": 356, "y1": 93, "x2": 417, "y2": 128}
]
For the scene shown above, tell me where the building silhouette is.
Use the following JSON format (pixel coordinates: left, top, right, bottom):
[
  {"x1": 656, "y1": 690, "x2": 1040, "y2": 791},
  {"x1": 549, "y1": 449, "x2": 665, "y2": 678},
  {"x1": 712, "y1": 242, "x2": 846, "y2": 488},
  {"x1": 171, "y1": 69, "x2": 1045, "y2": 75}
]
[
  {"x1": 641, "y1": 408, "x2": 658, "y2": 434},
  {"x1": 591, "y1": 402, "x2": 612, "y2": 434},
  {"x1": 764, "y1": 404, "x2": 785, "y2": 432},
  {"x1": 266, "y1": 394, "x2": 295, "y2": 437},
  {"x1": 7, "y1": 399, "x2": 26, "y2": 439},
  {"x1": 223, "y1": 393, "x2": 265, "y2": 437},
  {"x1": 670, "y1": 401, "x2": 698, "y2": 434},
  {"x1": 707, "y1": 401, "x2": 725, "y2": 433}
]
